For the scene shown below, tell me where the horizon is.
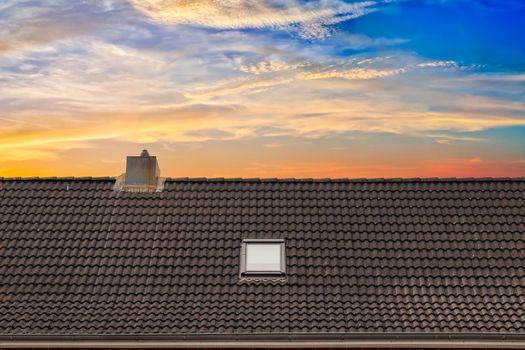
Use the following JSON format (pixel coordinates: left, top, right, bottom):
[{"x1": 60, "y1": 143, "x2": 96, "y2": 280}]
[{"x1": 1, "y1": 0, "x2": 524, "y2": 178}]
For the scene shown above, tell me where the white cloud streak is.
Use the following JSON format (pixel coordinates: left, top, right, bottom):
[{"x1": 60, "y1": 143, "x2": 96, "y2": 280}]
[
  {"x1": 240, "y1": 60, "x2": 310, "y2": 75},
  {"x1": 416, "y1": 60, "x2": 458, "y2": 68},
  {"x1": 129, "y1": 0, "x2": 379, "y2": 39}
]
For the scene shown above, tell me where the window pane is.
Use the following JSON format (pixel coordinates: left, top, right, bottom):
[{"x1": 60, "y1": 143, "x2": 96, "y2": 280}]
[{"x1": 246, "y1": 243, "x2": 281, "y2": 271}]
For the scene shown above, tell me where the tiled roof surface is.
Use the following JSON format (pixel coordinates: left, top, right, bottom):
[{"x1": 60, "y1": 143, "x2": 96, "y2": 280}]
[{"x1": 0, "y1": 177, "x2": 525, "y2": 336}]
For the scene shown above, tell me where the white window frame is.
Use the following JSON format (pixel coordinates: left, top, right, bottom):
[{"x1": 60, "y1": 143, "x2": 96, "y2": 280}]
[{"x1": 240, "y1": 239, "x2": 286, "y2": 277}]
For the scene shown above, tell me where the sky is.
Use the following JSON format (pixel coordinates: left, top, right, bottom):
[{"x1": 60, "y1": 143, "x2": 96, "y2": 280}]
[{"x1": 0, "y1": 0, "x2": 524, "y2": 178}]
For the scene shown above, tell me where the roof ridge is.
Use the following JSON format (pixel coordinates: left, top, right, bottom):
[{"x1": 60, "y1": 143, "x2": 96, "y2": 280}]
[
  {"x1": 165, "y1": 176, "x2": 525, "y2": 183},
  {"x1": 0, "y1": 176, "x2": 115, "y2": 181},
  {"x1": 1, "y1": 176, "x2": 524, "y2": 182}
]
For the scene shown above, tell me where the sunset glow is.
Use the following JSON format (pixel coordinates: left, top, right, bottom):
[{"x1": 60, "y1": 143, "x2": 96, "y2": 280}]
[{"x1": 1, "y1": 0, "x2": 524, "y2": 178}]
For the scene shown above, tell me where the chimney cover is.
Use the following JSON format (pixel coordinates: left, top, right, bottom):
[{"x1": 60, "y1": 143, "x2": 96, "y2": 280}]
[{"x1": 122, "y1": 150, "x2": 161, "y2": 192}]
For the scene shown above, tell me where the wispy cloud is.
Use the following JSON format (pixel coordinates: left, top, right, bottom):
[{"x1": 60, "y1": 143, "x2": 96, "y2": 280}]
[
  {"x1": 416, "y1": 60, "x2": 458, "y2": 68},
  {"x1": 297, "y1": 67, "x2": 407, "y2": 80},
  {"x1": 129, "y1": 0, "x2": 380, "y2": 39},
  {"x1": 0, "y1": 18, "x2": 98, "y2": 54},
  {"x1": 469, "y1": 157, "x2": 482, "y2": 164},
  {"x1": 330, "y1": 32, "x2": 409, "y2": 50},
  {"x1": 296, "y1": 59, "x2": 459, "y2": 81},
  {"x1": 427, "y1": 133, "x2": 487, "y2": 145},
  {"x1": 183, "y1": 76, "x2": 294, "y2": 99},
  {"x1": 0, "y1": 0, "x2": 115, "y2": 54},
  {"x1": 240, "y1": 60, "x2": 310, "y2": 75},
  {"x1": 3, "y1": 35, "x2": 524, "y2": 165}
]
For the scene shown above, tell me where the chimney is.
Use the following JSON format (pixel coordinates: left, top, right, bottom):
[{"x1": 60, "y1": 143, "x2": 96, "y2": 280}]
[{"x1": 120, "y1": 150, "x2": 162, "y2": 192}]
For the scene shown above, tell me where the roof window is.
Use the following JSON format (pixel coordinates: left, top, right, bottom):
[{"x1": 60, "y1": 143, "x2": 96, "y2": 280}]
[{"x1": 240, "y1": 239, "x2": 286, "y2": 277}]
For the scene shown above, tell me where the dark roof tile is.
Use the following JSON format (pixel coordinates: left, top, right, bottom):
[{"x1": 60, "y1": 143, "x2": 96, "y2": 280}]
[{"x1": 1, "y1": 177, "x2": 525, "y2": 336}]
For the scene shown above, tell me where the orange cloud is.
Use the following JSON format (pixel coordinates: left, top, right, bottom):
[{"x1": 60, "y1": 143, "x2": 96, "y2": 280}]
[{"x1": 468, "y1": 157, "x2": 482, "y2": 164}]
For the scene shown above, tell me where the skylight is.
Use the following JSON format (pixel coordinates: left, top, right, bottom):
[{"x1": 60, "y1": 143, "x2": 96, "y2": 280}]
[{"x1": 240, "y1": 239, "x2": 285, "y2": 277}]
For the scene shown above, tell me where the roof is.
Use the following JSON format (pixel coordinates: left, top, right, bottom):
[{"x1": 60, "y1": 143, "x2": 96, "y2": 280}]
[{"x1": 1, "y1": 176, "x2": 525, "y2": 342}]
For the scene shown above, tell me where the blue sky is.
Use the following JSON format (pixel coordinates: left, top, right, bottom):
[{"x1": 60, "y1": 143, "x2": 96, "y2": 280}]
[
  {"x1": 0, "y1": 0, "x2": 524, "y2": 177},
  {"x1": 345, "y1": 1, "x2": 525, "y2": 66}
]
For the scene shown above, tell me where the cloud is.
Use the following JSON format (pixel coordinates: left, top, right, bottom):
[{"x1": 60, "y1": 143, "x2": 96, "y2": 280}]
[
  {"x1": 129, "y1": 0, "x2": 379, "y2": 39},
  {"x1": 416, "y1": 60, "x2": 458, "y2": 68},
  {"x1": 297, "y1": 67, "x2": 407, "y2": 80},
  {"x1": 469, "y1": 157, "x2": 482, "y2": 164},
  {"x1": 295, "y1": 59, "x2": 460, "y2": 81},
  {"x1": 0, "y1": 106, "x2": 250, "y2": 162},
  {"x1": 1, "y1": 5, "x2": 524, "y2": 169},
  {"x1": 332, "y1": 33, "x2": 409, "y2": 50},
  {"x1": 427, "y1": 133, "x2": 487, "y2": 144},
  {"x1": 0, "y1": 40, "x2": 185, "y2": 113},
  {"x1": 185, "y1": 56, "x2": 463, "y2": 102},
  {"x1": 263, "y1": 143, "x2": 284, "y2": 148},
  {"x1": 0, "y1": 19, "x2": 97, "y2": 54},
  {"x1": 183, "y1": 76, "x2": 294, "y2": 99},
  {"x1": 0, "y1": 1, "x2": 114, "y2": 54},
  {"x1": 3, "y1": 34, "x2": 523, "y2": 146},
  {"x1": 240, "y1": 60, "x2": 310, "y2": 75}
]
